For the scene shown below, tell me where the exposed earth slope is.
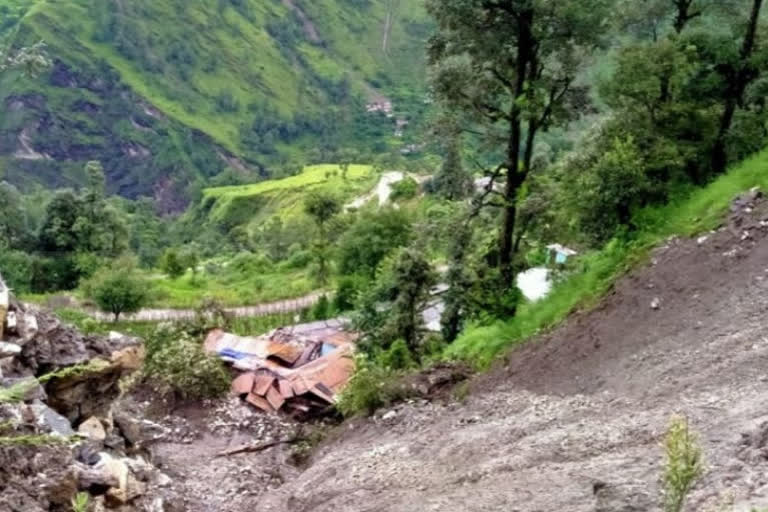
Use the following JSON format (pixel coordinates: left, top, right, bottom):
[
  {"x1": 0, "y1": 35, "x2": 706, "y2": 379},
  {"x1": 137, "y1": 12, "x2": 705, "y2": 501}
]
[{"x1": 244, "y1": 192, "x2": 768, "y2": 511}]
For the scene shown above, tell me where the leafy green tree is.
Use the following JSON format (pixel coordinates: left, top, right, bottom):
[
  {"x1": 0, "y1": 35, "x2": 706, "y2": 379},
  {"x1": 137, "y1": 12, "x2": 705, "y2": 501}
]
[
  {"x1": 711, "y1": 0, "x2": 766, "y2": 174},
  {"x1": 337, "y1": 208, "x2": 412, "y2": 279},
  {"x1": 562, "y1": 135, "x2": 651, "y2": 242},
  {"x1": 441, "y1": 225, "x2": 473, "y2": 342},
  {"x1": 304, "y1": 191, "x2": 341, "y2": 285},
  {"x1": 87, "y1": 260, "x2": 150, "y2": 321},
  {"x1": 160, "y1": 248, "x2": 186, "y2": 279},
  {"x1": 355, "y1": 249, "x2": 437, "y2": 356},
  {"x1": 427, "y1": 0, "x2": 611, "y2": 283},
  {"x1": 38, "y1": 190, "x2": 82, "y2": 253},
  {"x1": 432, "y1": 135, "x2": 471, "y2": 200}
]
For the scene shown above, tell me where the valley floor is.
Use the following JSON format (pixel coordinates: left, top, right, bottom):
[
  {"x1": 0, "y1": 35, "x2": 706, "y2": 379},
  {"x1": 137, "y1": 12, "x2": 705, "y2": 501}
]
[{"x1": 231, "y1": 195, "x2": 768, "y2": 511}]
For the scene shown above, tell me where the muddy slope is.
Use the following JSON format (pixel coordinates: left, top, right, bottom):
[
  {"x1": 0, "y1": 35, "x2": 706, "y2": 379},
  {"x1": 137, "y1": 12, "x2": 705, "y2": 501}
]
[{"x1": 255, "y1": 194, "x2": 768, "y2": 512}]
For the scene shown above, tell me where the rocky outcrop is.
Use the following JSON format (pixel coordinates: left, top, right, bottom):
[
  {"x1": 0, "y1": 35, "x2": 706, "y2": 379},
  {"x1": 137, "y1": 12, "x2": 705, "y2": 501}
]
[{"x1": 0, "y1": 281, "x2": 176, "y2": 511}]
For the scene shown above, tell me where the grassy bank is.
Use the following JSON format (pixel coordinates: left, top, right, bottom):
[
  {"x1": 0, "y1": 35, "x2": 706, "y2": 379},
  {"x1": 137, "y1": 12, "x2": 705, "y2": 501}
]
[{"x1": 446, "y1": 149, "x2": 768, "y2": 367}]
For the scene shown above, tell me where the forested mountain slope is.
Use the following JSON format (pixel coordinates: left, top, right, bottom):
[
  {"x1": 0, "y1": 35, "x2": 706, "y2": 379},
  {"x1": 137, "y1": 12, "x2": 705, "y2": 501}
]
[{"x1": 0, "y1": 0, "x2": 429, "y2": 211}]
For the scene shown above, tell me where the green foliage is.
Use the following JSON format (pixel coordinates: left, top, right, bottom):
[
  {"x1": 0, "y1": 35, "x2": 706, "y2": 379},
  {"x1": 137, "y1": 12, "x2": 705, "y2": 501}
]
[
  {"x1": 337, "y1": 208, "x2": 412, "y2": 278},
  {"x1": 310, "y1": 294, "x2": 333, "y2": 320},
  {"x1": 71, "y1": 492, "x2": 90, "y2": 512},
  {"x1": 84, "y1": 258, "x2": 150, "y2": 321},
  {"x1": 0, "y1": 378, "x2": 38, "y2": 404},
  {"x1": 447, "y1": 147, "x2": 768, "y2": 367},
  {"x1": 562, "y1": 135, "x2": 651, "y2": 242},
  {"x1": 335, "y1": 355, "x2": 415, "y2": 417},
  {"x1": 0, "y1": 1, "x2": 431, "y2": 199},
  {"x1": 304, "y1": 190, "x2": 341, "y2": 286},
  {"x1": 334, "y1": 274, "x2": 366, "y2": 312},
  {"x1": 355, "y1": 248, "x2": 437, "y2": 356},
  {"x1": 430, "y1": 135, "x2": 471, "y2": 200},
  {"x1": 389, "y1": 177, "x2": 419, "y2": 201},
  {"x1": 159, "y1": 248, "x2": 186, "y2": 279},
  {"x1": 378, "y1": 339, "x2": 416, "y2": 370},
  {"x1": 304, "y1": 191, "x2": 342, "y2": 230},
  {"x1": 663, "y1": 416, "x2": 704, "y2": 512},
  {"x1": 142, "y1": 325, "x2": 230, "y2": 400}
]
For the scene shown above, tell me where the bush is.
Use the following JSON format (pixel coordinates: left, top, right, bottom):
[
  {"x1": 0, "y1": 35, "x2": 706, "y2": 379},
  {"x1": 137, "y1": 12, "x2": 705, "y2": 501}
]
[
  {"x1": 378, "y1": 339, "x2": 416, "y2": 370},
  {"x1": 335, "y1": 356, "x2": 418, "y2": 417},
  {"x1": 281, "y1": 249, "x2": 313, "y2": 269},
  {"x1": 334, "y1": 275, "x2": 367, "y2": 312},
  {"x1": 142, "y1": 325, "x2": 230, "y2": 400},
  {"x1": 389, "y1": 177, "x2": 419, "y2": 201},
  {"x1": 230, "y1": 251, "x2": 273, "y2": 274},
  {"x1": 310, "y1": 294, "x2": 333, "y2": 320}
]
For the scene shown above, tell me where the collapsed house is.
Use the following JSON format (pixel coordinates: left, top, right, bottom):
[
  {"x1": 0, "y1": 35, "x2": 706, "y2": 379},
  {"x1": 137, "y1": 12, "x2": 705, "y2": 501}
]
[{"x1": 204, "y1": 319, "x2": 358, "y2": 415}]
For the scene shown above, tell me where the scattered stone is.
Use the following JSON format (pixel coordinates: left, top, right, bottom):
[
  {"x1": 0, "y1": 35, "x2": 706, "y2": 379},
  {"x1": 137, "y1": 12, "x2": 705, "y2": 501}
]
[
  {"x1": 382, "y1": 410, "x2": 397, "y2": 421},
  {"x1": 650, "y1": 298, "x2": 661, "y2": 310},
  {"x1": 78, "y1": 416, "x2": 107, "y2": 441},
  {"x1": 697, "y1": 235, "x2": 709, "y2": 245},
  {"x1": 30, "y1": 401, "x2": 76, "y2": 437},
  {"x1": 0, "y1": 341, "x2": 21, "y2": 358}
]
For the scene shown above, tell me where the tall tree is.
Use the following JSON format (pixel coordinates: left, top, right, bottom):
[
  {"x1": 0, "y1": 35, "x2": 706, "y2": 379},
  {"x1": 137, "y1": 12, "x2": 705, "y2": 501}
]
[
  {"x1": 711, "y1": 0, "x2": 765, "y2": 173},
  {"x1": 427, "y1": 0, "x2": 611, "y2": 284},
  {"x1": 304, "y1": 191, "x2": 341, "y2": 285},
  {"x1": 433, "y1": 134, "x2": 472, "y2": 200}
]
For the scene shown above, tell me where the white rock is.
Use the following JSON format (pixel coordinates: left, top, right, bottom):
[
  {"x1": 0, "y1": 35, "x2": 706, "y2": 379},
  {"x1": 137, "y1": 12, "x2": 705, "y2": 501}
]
[
  {"x1": 0, "y1": 342, "x2": 21, "y2": 358},
  {"x1": 650, "y1": 298, "x2": 661, "y2": 310},
  {"x1": 382, "y1": 410, "x2": 397, "y2": 421}
]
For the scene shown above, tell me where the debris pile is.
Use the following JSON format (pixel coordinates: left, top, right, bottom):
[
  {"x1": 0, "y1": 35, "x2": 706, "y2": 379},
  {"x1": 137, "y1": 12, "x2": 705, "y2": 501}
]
[
  {"x1": 205, "y1": 319, "x2": 357, "y2": 415},
  {"x1": 0, "y1": 277, "x2": 180, "y2": 511}
]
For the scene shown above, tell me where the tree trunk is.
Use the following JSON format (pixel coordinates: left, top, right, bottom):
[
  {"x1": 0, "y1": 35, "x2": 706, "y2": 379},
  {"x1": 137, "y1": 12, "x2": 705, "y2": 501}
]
[
  {"x1": 712, "y1": 0, "x2": 764, "y2": 175},
  {"x1": 499, "y1": 9, "x2": 534, "y2": 286},
  {"x1": 673, "y1": 0, "x2": 700, "y2": 34}
]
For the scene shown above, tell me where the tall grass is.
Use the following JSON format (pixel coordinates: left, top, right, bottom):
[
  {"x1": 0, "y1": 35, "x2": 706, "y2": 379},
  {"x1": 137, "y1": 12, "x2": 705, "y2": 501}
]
[{"x1": 446, "y1": 149, "x2": 768, "y2": 367}]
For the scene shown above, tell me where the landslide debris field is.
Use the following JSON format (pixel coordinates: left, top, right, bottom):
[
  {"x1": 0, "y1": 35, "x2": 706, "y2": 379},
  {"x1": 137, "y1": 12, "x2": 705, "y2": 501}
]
[
  {"x1": 252, "y1": 193, "x2": 768, "y2": 512},
  {"x1": 4, "y1": 192, "x2": 768, "y2": 512}
]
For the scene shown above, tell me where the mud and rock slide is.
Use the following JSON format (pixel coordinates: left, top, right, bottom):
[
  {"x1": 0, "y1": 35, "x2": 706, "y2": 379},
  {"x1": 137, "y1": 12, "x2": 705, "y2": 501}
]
[{"x1": 247, "y1": 192, "x2": 768, "y2": 511}]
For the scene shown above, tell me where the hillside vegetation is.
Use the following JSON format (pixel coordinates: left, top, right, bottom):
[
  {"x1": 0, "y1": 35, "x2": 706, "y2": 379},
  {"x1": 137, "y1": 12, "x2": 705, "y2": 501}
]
[{"x1": 0, "y1": 0, "x2": 430, "y2": 207}]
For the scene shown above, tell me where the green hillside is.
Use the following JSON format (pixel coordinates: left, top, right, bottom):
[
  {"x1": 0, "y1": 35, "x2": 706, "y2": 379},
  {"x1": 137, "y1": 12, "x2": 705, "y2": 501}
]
[
  {"x1": 200, "y1": 163, "x2": 376, "y2": 229},
  {"x1": 0, "y1": 0, "x2": 430, "y2": 209}
]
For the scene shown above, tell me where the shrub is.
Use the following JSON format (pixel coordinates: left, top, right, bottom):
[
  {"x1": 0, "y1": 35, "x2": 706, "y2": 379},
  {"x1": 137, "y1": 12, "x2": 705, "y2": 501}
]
[
  {"x1": 310, "y1": 294, "x2": 333, "y2": 320},
  {"x1": 389, "y1": 177, "x2": 419, "y2": 201},
  {"x1": 378, "y1": 339, "x2": 416, "y2": 370},
  {"x1": 281, "y1": 249, "x2": 313, "y2": 270},
  {"x1": 663, "y1": 416, "x2": 704, "y2": 512},
  {"x1": 142, "y1": 326, "x2": 230, "y2": 400},
  {"x1": 335, "y1": 356, "x2": 415, "y2": 417},
  {"x1": 230, "y1": 251, "x2": 274, "y2": 274},
  {"x1": 334, "y1": 275, "x2": 366, "y2": 312}
]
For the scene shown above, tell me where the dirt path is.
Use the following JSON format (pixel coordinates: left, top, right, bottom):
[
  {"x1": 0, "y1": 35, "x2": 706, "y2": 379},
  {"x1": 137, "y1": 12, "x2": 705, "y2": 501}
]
[
  {"x1": 250, "y1": 194, "x2": 768, "y2": 511},
  {"x1": 87, "y1": 291, "x2": 324, "y2": 322}
]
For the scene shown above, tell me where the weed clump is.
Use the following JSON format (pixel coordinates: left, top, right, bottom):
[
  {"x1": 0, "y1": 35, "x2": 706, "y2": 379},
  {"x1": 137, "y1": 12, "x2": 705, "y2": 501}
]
[{"x1": 662, "y1": 415, "x2": 704, "y2": 512}]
